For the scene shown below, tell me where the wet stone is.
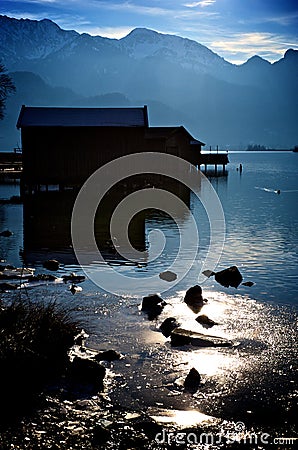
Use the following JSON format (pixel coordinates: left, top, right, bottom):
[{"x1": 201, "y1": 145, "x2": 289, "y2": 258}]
[
  {"x1": 159, "y1": 270, "x2": 177, "y2": 282},
  {"x1": 171, "y1": 328, "x2": 233, "y2": 348},
  {"x1": 0, "y1": 230, "x2": 13, "y2": 237},
  {"x1": 67, "y1": 356, "x2": 106, "y2": 392},
  {"x1": 159, "y1": 317, "x2": 180, "y2": 337},
  {"x1": 214, "y1": 265, "x2": 243, "y2": 288},
  {"x1": 43, "y1": 260, "x2": 60, "y2": 271},
  {"x1": 195, "y1": 314, "x2": 218, "y2": 328},
  {"x1": 141, "y1": 294, "x2": 164, "y2": 311},
  {"x1": 91, "y1": 423, "x2": 111, "y2": 446},
  {"x1": 184, "y1": 367, "x2": 201, "y2": 393},
  {"x1": 94, "y1": 350, "x2": 121, "y2": 362},
  {"x1": 141, "y1": 294, "x2": 166, "y2": 320},
  {"x1": 184, "y1": 285, "x2": 207, "y2": 313},
  {"x1": 242, "y1": 281, "x2": 255, "y2": 287}
]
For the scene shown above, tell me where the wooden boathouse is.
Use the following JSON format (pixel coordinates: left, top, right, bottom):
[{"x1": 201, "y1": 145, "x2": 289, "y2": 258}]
[{"x1": 16, "y1": 105, "x2": 228, "y2": 194}]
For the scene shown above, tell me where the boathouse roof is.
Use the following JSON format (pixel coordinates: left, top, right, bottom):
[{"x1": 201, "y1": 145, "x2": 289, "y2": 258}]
[
  {"x1": 146, "y1": 126, "x2": 205, "y2": 145},
  {"x1": 17, "y1": 105, "x2": 149, "y2": 129}
]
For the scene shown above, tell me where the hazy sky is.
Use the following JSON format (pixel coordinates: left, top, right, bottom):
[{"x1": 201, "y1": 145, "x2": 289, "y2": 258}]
[{"x1": 1, "y1": 0, "x2": 298, "y2": 63}]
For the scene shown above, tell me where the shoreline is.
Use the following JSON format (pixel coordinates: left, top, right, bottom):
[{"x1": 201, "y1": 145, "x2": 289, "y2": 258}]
[{"x1": 2, "y1": 283, "x2": 297, "y2": 448}]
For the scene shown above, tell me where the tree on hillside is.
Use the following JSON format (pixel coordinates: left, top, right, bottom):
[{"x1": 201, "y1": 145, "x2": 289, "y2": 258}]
[{"x1": 0, "y1": 63, "x2": 15, "y2": 120}]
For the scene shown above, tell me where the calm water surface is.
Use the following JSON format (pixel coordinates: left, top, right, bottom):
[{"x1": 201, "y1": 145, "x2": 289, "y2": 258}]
[{"x1": 0, "y1": 152, "x2": 297, "y2": 437}]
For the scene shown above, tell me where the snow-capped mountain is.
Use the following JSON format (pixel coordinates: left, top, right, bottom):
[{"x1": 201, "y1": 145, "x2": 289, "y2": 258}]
[
  {"x1": 0, "y1": 14, "x2": 297, "y2": 150},
  {"x1": 1, "y1": 14, "x2": 296, "y2": 90},
  {"x1": 0, "y1": 15, "x2": 230, "y2": 74},
  {"x1": 0, "y1": 15, "x2": 78, "y2": 62},
  {"x1": 118, "y1": 27, "x2": 230, "y2": 74}
]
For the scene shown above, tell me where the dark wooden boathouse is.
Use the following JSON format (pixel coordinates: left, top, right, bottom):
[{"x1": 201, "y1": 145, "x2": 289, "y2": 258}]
[{"x1": 16, "y1": 105, "x2": 205, "y2": 194}]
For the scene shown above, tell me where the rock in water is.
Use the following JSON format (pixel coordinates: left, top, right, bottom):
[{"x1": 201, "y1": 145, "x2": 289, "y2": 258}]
[
  {"x1": 0, "y1": 230, "x2": 13, "y2": 237},
  {"x1": 196, "y1": 314, "x2": 218, "y2": 328},
  {"x1": 68, "y1": 356, "x2": 106, "y2": 391},
  {"x1": 242, "y1": 281, "x2": 255, "y2": 287},
  {"x1": 214, "y1": 266, "x2": 243, "y2": 288},
  {"x1": 159, "y1": 317, "x2": 180, "y2": 337},
  {"x1": 171, "y1": 328, "x2": 233, "y2": 348},
  {"x1": 159, "y1": 271, "x2": 177, "y2": 282},
  {"x1": 94, "y1": 350, "x2": 121, "y2": 362},
  {"x1": 170, "y1": 328, "x2": 192, "y2": 346},
  {"x1": 184, "y1": 368, "x2": 201, "y2": 393},
  {"x1": 141, "y1": 294, "x2": 164, "y2": 311},
  {"x1": 202, "y1": 269, "x2": 215, "y2": 278},
  {"x1": 43, "y1": 259, "x2": 60, "y2": 271},
  {"x1": 141, "y1": 294, "x2": 166, "y2": 320},
  {"x1": 184, "y1": 285, "x2": 206, "y2": 313}
]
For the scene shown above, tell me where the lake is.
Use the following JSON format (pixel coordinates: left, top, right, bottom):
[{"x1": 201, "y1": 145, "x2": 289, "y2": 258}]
[{"x1": 0, "y1": 151, "x2": 297, "y2": 439}]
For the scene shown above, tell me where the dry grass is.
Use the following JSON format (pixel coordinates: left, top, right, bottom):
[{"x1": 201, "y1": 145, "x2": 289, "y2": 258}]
[{"x1": 0, "y1": 298, "x2": 80, "y2": 421}]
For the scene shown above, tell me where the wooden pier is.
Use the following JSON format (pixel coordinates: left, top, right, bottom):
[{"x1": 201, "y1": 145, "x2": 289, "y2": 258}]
[
  {"x1": 0, "y1": 151, "x2": 22, "y2": 180},
  {"x1": 199, "y1": 152, "x2": 229, "y2": 173}
]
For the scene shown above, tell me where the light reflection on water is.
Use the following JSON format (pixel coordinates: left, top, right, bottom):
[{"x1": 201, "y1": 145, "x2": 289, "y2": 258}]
[
  {"x1": 0, "y1": 153, "x2": 297, "y2": 433},
  {"x1": 77, "y1": 286, "x2": 297, "y2": 432}
]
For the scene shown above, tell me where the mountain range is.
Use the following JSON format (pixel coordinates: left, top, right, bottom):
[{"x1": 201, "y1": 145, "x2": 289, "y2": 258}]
[{"x1": 0, "y1": 14, "x2": 297, "y2": 150}]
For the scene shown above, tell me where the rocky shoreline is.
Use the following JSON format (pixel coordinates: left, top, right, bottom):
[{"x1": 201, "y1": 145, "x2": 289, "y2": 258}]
[{"x1": 0, "y1": 261, "x2": 297, "y2": 449}]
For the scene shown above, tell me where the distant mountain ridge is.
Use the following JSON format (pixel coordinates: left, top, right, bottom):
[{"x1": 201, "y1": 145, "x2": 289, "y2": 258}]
[
  {"x1": 0, "y1": 14, "x2": 297, "y2": 150},
  {"x1": 0, "y1": 16, "x2": 228, "y2": 70}
]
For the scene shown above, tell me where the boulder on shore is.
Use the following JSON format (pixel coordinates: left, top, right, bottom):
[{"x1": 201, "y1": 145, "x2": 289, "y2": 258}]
[
  {"x1": 184, "y1": 285, "x2": 207, "y2": 313},
  {"x1": 141, "y1": 294, "x2": 164, "y2": 311},
  {"x1": 159, "y1": 317, "x2": 180, "y2": 337},
  {"x1": 141, "y1": 294, "x2": 166, "y2": 320},
  {"x1": 170, "y1": 328, "x2": 233, "y2": 348},
  {"x1": 94, "y1": 350, "x2": 121, "y2": 362},
  {"x1": 68, "y1": 356, "x2": 106, "y2": 391},
  {"x1": 184, "y1": 367, "x2": 201, "y2": 393}
]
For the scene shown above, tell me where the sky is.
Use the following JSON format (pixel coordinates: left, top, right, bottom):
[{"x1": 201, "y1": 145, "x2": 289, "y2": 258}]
[{"x1": 1, "y1": 0, "x2": 298, "y2": 64}]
